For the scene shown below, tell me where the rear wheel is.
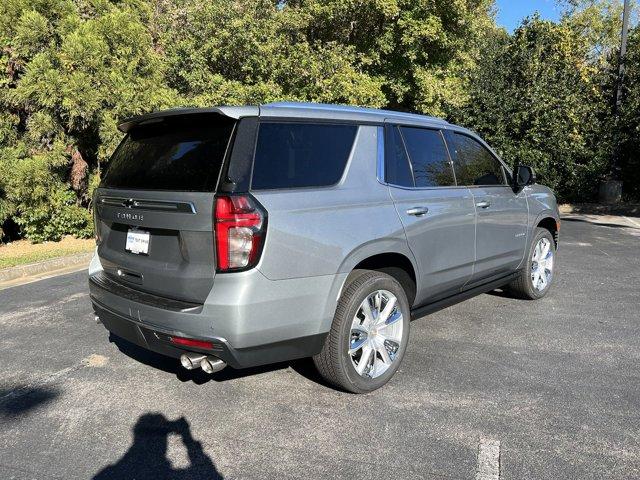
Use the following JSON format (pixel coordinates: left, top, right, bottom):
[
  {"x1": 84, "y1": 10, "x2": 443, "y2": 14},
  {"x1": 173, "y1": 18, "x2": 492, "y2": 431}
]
[
  {"x1": 507, "y1": 227, "x2": 556, "y2": 299},
  {"x1": 314, "y1": 270, "x2": 410, "y2": 393}
]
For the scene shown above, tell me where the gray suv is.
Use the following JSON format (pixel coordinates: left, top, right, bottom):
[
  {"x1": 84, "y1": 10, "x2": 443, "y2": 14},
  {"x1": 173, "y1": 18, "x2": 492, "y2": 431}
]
[{"x1": 89, "y1": 102, "x2": 560, "y2": 393}]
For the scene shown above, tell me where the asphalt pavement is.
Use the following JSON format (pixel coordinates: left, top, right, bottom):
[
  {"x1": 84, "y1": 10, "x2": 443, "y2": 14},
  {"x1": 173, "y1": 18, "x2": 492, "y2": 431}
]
[{"x1": 1, "y1": 216, "x2": 639, "y2": 479}]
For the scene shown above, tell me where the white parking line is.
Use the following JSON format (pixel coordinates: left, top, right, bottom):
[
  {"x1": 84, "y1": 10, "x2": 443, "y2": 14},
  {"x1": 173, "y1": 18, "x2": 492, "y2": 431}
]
[{"x1": 476, "y1": 437, "x2": 500, "y2": 480}]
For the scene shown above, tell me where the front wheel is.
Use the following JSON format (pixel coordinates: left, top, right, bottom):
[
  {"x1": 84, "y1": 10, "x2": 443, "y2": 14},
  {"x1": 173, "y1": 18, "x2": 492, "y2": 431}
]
[
  {"x1": 507, "y1": 227, "x2": 556, "y2": 299},
  {"x1": 313, "y1": 270, "x2": 410, "y2": 393}
]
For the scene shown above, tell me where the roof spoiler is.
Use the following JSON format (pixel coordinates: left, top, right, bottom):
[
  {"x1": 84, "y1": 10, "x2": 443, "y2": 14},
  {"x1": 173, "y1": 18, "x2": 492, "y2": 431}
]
[{"x1": 117, "y1": 106, "x2": 259, "y2": 133}]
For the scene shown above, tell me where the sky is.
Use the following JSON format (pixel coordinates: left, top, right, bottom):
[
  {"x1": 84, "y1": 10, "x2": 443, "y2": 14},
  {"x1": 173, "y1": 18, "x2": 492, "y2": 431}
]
[{"x1": 495, "y1": 0, "x2": 562, "y2": 32}]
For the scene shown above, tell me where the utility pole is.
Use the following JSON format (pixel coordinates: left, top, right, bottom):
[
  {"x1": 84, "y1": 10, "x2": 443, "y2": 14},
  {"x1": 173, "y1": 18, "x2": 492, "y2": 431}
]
[
  {"x1": 601, "y1": 0, "x2": 632, "y2": 203},
  {"x1": 615, "y1": 0, "x2": 632, "y2": 114}
]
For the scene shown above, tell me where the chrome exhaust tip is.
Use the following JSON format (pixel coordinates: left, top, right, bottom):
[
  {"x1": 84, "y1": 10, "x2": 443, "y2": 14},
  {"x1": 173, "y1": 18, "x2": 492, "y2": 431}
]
[
  {"x1": 200, "y1": 356, "x2": 226, "y2": 374},
  {"x1": 180, "y1": 353, "x2": 207, "y2": 370}
]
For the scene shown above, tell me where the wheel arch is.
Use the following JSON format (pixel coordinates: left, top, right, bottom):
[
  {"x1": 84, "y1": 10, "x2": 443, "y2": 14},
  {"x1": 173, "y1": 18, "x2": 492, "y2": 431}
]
[
  {"x1": 536, "y1": 215, "x2": 560, "y2": 247},
  {"x1": 319, "y1": 240, "x2": 419, "y2": 338},
  {"x1": 334, "y1": 240, "x2": 419, "y2": 307},
  {"x1": 348, "y1": 254, "x2": 417, "y2": 308}
]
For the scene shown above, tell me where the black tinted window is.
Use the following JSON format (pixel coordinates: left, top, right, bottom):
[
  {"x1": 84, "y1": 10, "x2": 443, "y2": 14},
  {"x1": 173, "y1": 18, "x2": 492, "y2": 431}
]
[
  {"x1": 400, "y1": 127, "x2": 454, "y2": 187},
  {"x1": 102, "y1": 116, "x2": 234, "y2": 191},
  {"x1": 449, "y1": 133, "x2": 506, "y2": 186},
  {"x1": 385, "y1": 125, "x2": 414, "y2": 187},
  {"x1": 251, "y1": 123, "x2": 357, "y2": 190}
]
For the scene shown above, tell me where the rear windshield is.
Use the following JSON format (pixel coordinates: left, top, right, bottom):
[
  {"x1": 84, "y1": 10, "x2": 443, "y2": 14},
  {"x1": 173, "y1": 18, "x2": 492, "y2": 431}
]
[
  {"x1": 251, "y1": 122, "x2": 357, "y2": 190},
  {"x1": 101, "y1": 116, "x2": 235, "y2": 191}
]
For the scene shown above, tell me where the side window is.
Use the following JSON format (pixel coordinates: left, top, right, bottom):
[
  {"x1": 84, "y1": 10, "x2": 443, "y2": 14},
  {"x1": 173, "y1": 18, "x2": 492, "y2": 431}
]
[
  {"x1": 251, "y1": 123, "x2": 357, "y2": 190},
  {"x1": 448, "y1": 133, "x2": 506, "y2": 186},
  {"x1": 399, "y1": 127, "x2": 455, "y2": 187},
  {"x1": 384, "y1": 125, "x2": 414, "y2": 187}
]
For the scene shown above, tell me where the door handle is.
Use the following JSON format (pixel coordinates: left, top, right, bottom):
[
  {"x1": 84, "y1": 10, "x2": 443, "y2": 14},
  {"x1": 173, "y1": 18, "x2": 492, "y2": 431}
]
[
  {"x1": 476, "y1": 201, "x2": 491, "y2": 209},
  {"x1": 406, "y1": 207, "x2": 429, "y2": 217}
]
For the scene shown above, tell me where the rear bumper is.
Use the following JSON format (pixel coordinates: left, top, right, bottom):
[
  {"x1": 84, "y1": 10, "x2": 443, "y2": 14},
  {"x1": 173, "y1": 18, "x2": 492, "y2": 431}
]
[
  {"x1": 88, "y1": 261, "x2": 344, "y2": 368},
  {"x1": 91, "y1": 297, "x2": 326, "y2": 369}
]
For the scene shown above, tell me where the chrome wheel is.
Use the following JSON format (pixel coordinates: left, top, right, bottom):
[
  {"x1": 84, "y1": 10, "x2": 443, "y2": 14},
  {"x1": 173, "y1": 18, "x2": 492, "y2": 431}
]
[
  {"x1": 531, "y1": 237, "x2": 554, "y2": 292},
  {"x1": 349, "y1": 290, "x2": 403, "y2": 379}
]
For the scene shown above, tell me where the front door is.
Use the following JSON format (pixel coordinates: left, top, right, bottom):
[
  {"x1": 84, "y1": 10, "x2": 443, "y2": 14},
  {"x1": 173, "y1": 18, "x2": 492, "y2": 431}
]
[
  {"x1": 384, "y1": 124, "x2": 475, "y2": 305},
  {"x1": 444, "y1": 130, "x2": 528, "y2": 285}
]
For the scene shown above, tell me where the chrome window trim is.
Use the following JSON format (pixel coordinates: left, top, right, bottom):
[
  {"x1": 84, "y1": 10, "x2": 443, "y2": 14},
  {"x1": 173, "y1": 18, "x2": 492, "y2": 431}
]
[{"x1": 376, "y1": 126, "x2": 385, "y2": 185}]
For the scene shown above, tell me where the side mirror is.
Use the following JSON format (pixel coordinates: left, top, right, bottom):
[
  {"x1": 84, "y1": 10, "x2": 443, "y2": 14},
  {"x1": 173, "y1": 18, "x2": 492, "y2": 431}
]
[{"x1": 513, "y1": 165, "x2": 536, "y2": 189}]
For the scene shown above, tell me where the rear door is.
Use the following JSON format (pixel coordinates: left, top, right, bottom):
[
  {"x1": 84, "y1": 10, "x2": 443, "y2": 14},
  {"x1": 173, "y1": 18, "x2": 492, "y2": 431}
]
[
  {"x1": 444, "y1": 130, "x2": 528, "y2": 285},
  {"x1": 94, "y1": 113, "x2": 237, "y2": 304},
  {"x1": 384, "y1": 124, "x2": 475, "y2": 305}
]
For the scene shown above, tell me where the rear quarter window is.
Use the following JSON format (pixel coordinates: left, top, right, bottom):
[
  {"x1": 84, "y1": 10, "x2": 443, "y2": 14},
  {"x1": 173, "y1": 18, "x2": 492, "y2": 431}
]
[{"x1": 251, "y1": 122, "x2": 357, "y2": 190}]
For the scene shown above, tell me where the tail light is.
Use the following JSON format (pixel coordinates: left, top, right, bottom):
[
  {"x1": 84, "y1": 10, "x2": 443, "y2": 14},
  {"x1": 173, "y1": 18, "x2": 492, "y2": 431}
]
[{"x1": 214, "y1": 194, "x2": 266, "y2": 272}]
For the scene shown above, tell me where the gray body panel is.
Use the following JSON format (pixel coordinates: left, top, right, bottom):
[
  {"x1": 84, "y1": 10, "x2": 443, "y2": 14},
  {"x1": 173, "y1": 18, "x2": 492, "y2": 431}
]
[
  {"x1": 388, "y1": 185, "x2": 475, "y2": 304},
  {"x1": 468, "y1": 186, "x2": 529, "y2": 284},
  {"x1": 252, "y1": 127, "x2": 412, "y2": 282},
  {"x1": 91, "y1": 102, "x2": 560, "y2": 367}
]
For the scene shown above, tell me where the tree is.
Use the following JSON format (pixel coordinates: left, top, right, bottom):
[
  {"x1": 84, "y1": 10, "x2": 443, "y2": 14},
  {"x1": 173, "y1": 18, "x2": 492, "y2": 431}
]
[
  {"x1": 617, "y1": 27, "x2": 640, "y2": 199},
  {"x1": 158, "y1": 0, "x2": 386, "y2": 107},
  {"x1": 0, "y1": 0, "x2": 177, "y2": 241},
  {"x1": 1, "y1": 0, "x2": 636, "y2": 242},
  {"x1": 454, "y1": 16, "x2": 613, "y2": 201},
  {"x1": 0, "y1": 0, "x2": 498, "y2": 241},
  {"x1": 282, "y1": 0, "x2": 496, "y2": 116}
]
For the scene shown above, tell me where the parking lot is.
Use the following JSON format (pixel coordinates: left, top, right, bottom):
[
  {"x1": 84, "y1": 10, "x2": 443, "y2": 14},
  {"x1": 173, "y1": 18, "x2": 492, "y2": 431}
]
[{"x1": 1, "y1": 216, "x2": 639, "y2": 479}]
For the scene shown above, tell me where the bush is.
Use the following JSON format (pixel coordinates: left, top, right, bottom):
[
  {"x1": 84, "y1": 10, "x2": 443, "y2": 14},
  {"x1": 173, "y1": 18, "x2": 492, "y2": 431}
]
[
  {"x1": 0, "y1": 1, "x2": 636, "y2": 243},
  {"x1": 0, "y1": 0, "x2": 498, "y2": 242},
  {"x1": 453, "y1": 17, "x2": 616, "y2": 202},
  {"x1": 0, "y1": 0, "x2": 176, "y2": 242},
  {"x1": 617, "y1": 28, "x2": 640, "y2": 200}
]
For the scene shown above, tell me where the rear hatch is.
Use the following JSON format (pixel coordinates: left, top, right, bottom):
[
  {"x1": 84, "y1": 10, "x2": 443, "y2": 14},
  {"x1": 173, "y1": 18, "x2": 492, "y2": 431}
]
[{"x1": 94, "y1": 113, "x2": 235, "y2": 304}]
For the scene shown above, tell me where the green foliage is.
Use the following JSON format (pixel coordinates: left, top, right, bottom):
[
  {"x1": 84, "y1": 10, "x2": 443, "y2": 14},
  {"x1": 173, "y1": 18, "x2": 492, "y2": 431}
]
[
  {"x1": 453, "y1": 15, "x2": 619, "y2": 201},
  {"x1": 0, "y1": 0, "x2": 175, "y2": 241},
  {"x1": 282, "y1": 0, "x2": 495, "y2": 116},
  {"x1": 0, "y1": 0, "x2": 637, "y2": 242},
  {"x1": 1, "y1": 0, "x2": 498, "y2": 242},
  {"x1": 618, "y1": 27, "x2": 640, "y2": 200}
]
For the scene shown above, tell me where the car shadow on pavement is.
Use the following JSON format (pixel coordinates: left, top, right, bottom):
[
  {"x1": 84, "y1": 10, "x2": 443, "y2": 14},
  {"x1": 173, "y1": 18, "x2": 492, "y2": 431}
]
[
  {"x1": 110, "y1": 334, "x2": 289, "y2": 385},
  {"x1": 110, "y1": 334, "x2": 336, "y2": 389},
  {"x1": 288, "y1": 357, "x2": 337, "y2": 389},
  {"x1": 485, "y1": 287, "x2": 519, "y2": 299},
  {"x1": 93, "y1": 413, "x2": 222, "y2": 480}
]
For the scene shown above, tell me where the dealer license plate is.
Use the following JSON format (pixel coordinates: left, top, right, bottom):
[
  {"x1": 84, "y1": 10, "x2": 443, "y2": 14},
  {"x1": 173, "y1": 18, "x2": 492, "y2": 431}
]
[{"x1": 125, "y1": 229, "x2": 150, "y2": 255}]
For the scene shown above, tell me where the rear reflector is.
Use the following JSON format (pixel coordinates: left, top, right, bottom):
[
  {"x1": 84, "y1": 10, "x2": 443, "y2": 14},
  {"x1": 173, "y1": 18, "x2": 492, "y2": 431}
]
[
  {"x1": 169, "y1": 336, "x2": 214, "y2": 349},
  {"x1": 214, "y1": 194, "x2": 266, "y2": 272}
]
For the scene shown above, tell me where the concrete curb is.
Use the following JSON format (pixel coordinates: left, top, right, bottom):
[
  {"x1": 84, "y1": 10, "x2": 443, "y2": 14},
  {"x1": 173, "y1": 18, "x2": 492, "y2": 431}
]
[
  {"x1": 559, "y1": 203, "x2": 640, "y2": 216},
  {"x1": 0, "y1": 252, "x2": 93, "y2": 283}
]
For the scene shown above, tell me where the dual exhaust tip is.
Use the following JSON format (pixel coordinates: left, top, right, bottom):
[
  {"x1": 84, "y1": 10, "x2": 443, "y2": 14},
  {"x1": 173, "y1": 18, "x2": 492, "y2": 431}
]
[{"x1": 180, "y1": 353, "x2": 226, "y2": 374}]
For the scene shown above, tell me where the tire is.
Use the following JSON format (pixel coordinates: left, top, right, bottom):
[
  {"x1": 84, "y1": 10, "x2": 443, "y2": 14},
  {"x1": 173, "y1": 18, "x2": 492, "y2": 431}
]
[
  {"x1": 507, "y1": 227, "x2": 556, "y2": 300},
  {"x1": 313, "y1": 270, "x2": 410, "y2": 393}
]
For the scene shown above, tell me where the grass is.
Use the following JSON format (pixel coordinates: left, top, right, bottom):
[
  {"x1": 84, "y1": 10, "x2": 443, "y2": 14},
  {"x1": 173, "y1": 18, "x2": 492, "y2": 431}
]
[{"x1": 0, "y1": 236, "x2": 95, "y2": 270}]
